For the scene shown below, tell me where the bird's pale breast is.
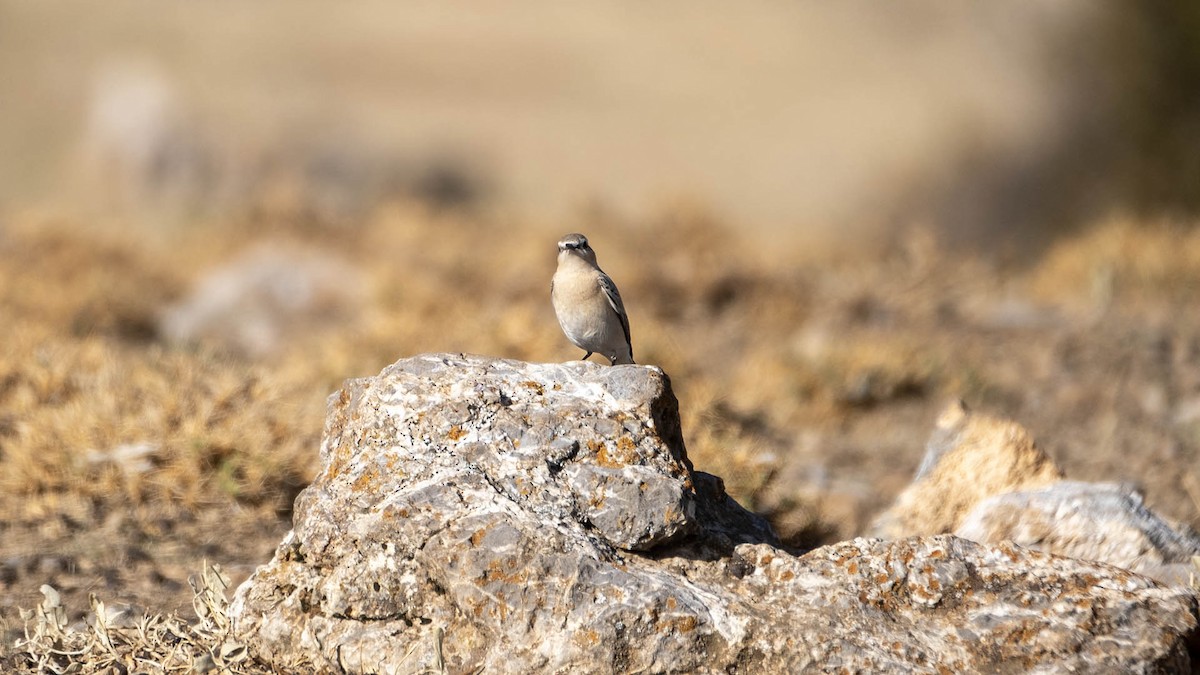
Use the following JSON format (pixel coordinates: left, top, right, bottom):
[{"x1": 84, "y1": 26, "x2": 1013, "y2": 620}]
[{"x1": 552, "y1": 265, "x2": 612, "y2": 344}]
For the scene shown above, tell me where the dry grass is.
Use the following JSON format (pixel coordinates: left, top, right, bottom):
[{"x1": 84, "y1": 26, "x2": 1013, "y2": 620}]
[
  {"x1": 1031, "y1": 215, "x2": 1200, "y2": 308},
  {"x1": 4, "y1": 199, "x2": 1200, "y2": 669},
  {"x1": 2, "y1": 3, "x2": 1199, "y2": 669},
  {"x1": 9, "y1": 562, "x2": 306, "y2": 674}
]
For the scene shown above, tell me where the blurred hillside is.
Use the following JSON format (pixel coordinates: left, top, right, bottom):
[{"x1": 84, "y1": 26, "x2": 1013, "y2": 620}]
[{"x1": 1, "y1": 1, "x2": 1198, "y2": 242}]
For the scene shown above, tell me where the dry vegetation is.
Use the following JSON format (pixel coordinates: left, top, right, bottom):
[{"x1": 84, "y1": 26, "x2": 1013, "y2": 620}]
[
  {"x1": 4, "y1": 196, "x2": 1200, "y2": 670},
  {"x1": 2, "y1": 1, "x2": 1199, "y2": 670}
]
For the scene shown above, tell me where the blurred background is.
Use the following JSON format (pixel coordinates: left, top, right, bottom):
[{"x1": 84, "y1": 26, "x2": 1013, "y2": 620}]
[
  {"x1": 4, "y1": 0, "x2": 1200, "y2": 243},
  {"x1": 3, "y1": 0, "x2": 1200, "y2": 636}
]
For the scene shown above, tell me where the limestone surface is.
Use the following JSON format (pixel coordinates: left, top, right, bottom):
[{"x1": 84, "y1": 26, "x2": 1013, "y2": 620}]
[{"x1": 231, "y1": 355, "x2": 1198, "y2": 673}]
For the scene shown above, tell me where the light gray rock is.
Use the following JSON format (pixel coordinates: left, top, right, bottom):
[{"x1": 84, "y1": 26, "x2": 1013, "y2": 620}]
[
  {"x1": 231, "y1": 355, "x2": 1198, "y2": 673},
  {"x1": 874, "y1": 402, "x2": 1200, "y2": 587},
  {"x1": 76, "y1": 59, "x2": 213, "y2": 215},
  {"x1": 159, "y1": 244, "x2": 363, "y2": 358},
  {"x1": 957, "y1": 481, "x2": 1200, "y2": 586}
]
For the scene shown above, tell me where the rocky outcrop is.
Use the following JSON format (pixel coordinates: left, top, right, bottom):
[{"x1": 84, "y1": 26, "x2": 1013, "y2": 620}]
[
  {"x1": 872, "y1": 401, "x2": 1200, "y2": 586},
  {"x1": 231, "y1": 355, "x2": 1198, "y2": 673}
]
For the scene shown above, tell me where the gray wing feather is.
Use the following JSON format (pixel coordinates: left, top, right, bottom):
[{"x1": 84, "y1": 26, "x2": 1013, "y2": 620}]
[{"x1": 597, "y1": 272, "x2": 632, "y2": 349}]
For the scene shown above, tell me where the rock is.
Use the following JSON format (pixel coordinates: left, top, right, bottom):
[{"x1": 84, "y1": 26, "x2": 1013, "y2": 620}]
[
  {"x1": 957, "y1": 481, "x2": 1200, "y2": 586},
  {"x1": 85, "y1": 442, "x2": 159, "y2": 475},
  {"x1": 76, "y1": 59, "x2": 209, "y2": 215},
  {"x1": 872, "y1": 401, "x2": 1200, "y2": 588},
  {"x1": 231, "y1": 355, "x2": 1198, "y2": 673},
  {"x1": 869, "y1": 400, "x2": 1064, "y2": 538},
  {"x1": 159, "y1": 244, "x2": 363, "y2": 358}
]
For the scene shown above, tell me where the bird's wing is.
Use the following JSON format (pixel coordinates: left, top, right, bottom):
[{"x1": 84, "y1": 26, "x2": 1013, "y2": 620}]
[{"x1": 597, "y1": 272, "x2": 632, "y2": 348}]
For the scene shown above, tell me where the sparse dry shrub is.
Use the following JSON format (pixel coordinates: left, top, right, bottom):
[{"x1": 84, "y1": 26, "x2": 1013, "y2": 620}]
[{"x1": 8, "y1": 562, "x2": 304, "y2": 674}]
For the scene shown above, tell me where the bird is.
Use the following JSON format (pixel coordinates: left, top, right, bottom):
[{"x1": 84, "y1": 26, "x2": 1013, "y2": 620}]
[{"x1": 551, "y1": 233, "x2": 635, "y2": 365}]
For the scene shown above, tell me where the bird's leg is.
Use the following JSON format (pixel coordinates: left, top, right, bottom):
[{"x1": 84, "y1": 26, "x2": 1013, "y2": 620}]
[{"x1": 581, "y1": 352, "x2": 593, "y2": 361}]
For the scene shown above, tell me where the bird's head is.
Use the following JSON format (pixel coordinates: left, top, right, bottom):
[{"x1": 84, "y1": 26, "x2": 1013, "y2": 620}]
[{"x1": 557, "y1": 233, "x2": 597, "y2": 264}]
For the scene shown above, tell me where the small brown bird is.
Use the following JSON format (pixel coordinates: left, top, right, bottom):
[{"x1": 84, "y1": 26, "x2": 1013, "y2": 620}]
[{"x1": 550, "y1": 233, "x2": 634, "y2": 365}]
